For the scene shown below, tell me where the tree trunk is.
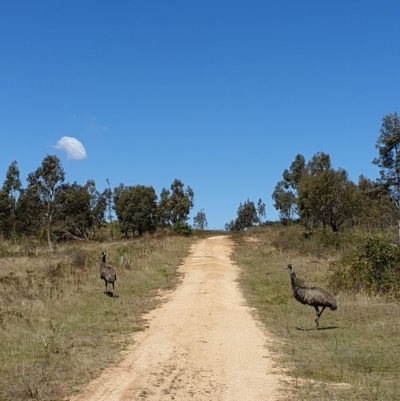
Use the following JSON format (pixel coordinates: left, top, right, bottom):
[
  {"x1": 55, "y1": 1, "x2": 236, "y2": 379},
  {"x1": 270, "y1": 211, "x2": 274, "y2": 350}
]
[
  {"x1": 46, "y1": 201, "x2": 53, "y2": 252},
  {"x1": 398, "y1": 214, "x2": 400, "y2": 245},
  {"x1": 47, "y1": 219, "x2": 53, "y2": 252},
  {"x1": 107, "y1": 210, "x2": 113, "y2": 239}
]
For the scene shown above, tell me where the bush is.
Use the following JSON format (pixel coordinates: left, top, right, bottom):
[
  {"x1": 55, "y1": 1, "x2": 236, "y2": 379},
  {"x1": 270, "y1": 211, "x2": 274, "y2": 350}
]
[
  {"x1": 271, "y1": 225, "x2": 361, "y2": 258},
  {"x1": 329, "y1": 237, "x2": 400, "y2": 298},
  {"x1": 171, "y1": 221, "x2": 192, "y2": 236}
]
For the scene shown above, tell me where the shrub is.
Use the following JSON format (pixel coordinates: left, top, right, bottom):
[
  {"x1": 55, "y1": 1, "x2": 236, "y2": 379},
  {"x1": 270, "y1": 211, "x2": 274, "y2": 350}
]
[
  {"x1": 171, "y1": 221, "x2": 192, "y2": 236},
  {"x1": 329, "y1": 237, "x2": 400, "y2": 298},
  {"x1": 272, "y1": 225, "x2": 361, "y2": 258}
]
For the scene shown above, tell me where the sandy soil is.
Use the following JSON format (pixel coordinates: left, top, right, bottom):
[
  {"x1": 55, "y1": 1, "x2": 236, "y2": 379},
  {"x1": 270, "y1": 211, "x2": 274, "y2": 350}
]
[{"x1": 70, "y1": 236, "x2": 286, "y2": 400}]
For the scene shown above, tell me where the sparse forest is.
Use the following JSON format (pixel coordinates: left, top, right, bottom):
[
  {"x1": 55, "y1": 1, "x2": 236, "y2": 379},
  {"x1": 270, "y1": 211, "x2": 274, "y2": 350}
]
[
  {"x1": 227, "y1": 112, "x2": 400, "y2": 298},
  {"x1": 227, "y1": 112, "x2": 400, "y2": 399},
  {"x1": 225, "y1": 113, "x2": 400, "y2": 240},
  {"x1": 0, "y1": 156, "x2": 198, "y2": 248}
]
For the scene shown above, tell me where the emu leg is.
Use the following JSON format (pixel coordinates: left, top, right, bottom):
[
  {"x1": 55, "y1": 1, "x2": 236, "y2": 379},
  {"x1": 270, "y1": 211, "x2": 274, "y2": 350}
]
[
  {"x1": 315, "y1": 306, "x2": 326, "y2": 329},
  {"x1": 314, "y1": 306, "x2": 320, "y2": 329},
  {"x1": 317, "y1": 306, "x2": 326, "y2": 319}
]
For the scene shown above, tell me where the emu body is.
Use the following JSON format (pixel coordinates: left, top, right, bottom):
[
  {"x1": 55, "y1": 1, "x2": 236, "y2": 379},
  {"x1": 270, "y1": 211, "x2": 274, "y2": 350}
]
[
  {"x1": 100, "y1": 251, "x2": 116, "y2": 294},
  {"x1": 286, "y1": 264, "x2": 336, "y2": 328}
]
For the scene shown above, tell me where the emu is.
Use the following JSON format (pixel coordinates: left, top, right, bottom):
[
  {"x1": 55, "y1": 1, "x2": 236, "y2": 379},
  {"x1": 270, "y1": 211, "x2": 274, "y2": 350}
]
[
  {"x1": 286, "y1": 264, "x2": 337, "y2": 329},
  {"x1": 100, "y1": 251, "x2": 116, "y2": 295}
]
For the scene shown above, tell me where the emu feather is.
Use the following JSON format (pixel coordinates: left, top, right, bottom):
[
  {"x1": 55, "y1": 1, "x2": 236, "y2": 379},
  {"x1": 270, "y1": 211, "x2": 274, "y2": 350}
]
[
  {"x1": 100, "y1": 251, "x2": 116, "y2": 295},
  {"x1": 286, "y1": 264, "x2": 336, "y2": 328}
]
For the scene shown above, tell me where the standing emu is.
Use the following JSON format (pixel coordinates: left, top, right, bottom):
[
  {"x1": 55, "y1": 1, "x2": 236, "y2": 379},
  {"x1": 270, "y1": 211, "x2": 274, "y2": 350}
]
[
  {"x1": 100, "y1": 251, "x2": 116, "y2": 295},
  {"x1": 286, "y1": 264, "x2": 337, "y2": 328}
]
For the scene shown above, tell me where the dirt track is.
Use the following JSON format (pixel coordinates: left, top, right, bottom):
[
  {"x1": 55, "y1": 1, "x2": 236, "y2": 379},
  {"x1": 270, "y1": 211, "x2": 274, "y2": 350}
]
[{"x1": 71, "y1": 236, "x2": 285, "y2": 400}]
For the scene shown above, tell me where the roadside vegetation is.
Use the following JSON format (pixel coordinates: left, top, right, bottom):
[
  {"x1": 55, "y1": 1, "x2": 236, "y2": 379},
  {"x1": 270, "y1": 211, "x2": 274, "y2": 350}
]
[
  {"x1": 0, "y1": 232, "x2": 193, "y2": 400},
  {"x1": 232, "y1": 224, "x2": 400, "y2": 401},
  {"x1": 226, "y1": 113, "x2": 400, "y2": 400},
  {"x1": 0, "y1": 146, "x2": 209, "y2": 399}
]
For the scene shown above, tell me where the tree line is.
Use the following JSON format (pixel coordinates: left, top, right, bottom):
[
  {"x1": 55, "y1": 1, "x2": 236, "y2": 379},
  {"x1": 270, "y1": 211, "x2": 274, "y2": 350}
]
[
  {"x1": 226, "y1": 112, "x2": 400, "y2": 237},
  {"x1": 0, "y1": 154, "x2": 207, "y2": 250}
]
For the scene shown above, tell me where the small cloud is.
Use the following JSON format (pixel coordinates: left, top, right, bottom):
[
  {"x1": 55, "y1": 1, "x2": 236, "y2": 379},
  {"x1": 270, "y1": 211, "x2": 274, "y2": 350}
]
[{"x1": 55, "y1": 136, "x2": 87, "y2": 160}]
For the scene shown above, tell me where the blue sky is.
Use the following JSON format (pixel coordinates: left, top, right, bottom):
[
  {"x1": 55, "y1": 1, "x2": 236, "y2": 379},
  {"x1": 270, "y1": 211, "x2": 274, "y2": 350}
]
[{"x1": 1, "y1": 1, "x2": 399, "y2": 229}]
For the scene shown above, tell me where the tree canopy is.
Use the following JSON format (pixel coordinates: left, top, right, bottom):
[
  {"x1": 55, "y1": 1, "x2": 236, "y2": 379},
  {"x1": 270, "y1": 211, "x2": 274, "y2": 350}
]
[
  {"x1": 225, "y1": 199, "x2": 258, "y2": 232},
  {"x1": 113, "y1": 184, "x2": 158, "y2": 236},
  {"x1": 273, "y1": 152, "x2": 366, "y2": 232},
  {"x1": 193, "y1": 209, "x2": 208, "y2": 230},
  {"x1": 27, "y1": 155, "x2": 65, "y2": 251},
  {"x1": 373, "y1": 112, "x2": 400, "y2": 242}
]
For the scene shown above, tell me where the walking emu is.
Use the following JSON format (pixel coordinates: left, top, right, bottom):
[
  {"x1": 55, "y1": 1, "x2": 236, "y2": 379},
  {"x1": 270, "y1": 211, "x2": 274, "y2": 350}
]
[
  {"x1": 100, "y1": 251, "x2": 116, "y2": 295},
  {"x1": 286, "y1": 264, "x2": 337, "y2": 328}
]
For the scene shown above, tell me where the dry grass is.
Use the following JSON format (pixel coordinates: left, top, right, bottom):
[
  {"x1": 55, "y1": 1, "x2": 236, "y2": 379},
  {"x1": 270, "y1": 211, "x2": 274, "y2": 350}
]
[
  {"x1": 0, "y1": 234, "x2": 193, "y2": 401},
  {"x1": 232, "y1": 225, "x2": 400, "y2": 401}
]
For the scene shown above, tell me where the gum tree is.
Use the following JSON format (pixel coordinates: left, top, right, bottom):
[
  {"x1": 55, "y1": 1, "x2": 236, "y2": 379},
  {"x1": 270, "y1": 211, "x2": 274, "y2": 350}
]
[
  {"x1": 158, "y1": 179, "x2": 194, "y2": 227},
  {"x1": 113, "y1": 184, "x2": 158, "y2": 237},
  {"x1": 27, "y1": 155, "x2": 65, "y2": 251},
  {"x1": 272, "y1": 154, "x2": 305, "y2": 224},
  {"x1": 193, "y1": 208, "x2": 208, "y2": 230},
  {"x1": 297, "y1": 167, "x2": 360, "y2": 232},
  {"x1": 257, "y1": 199, "x2": 266, "y2": 224},
  {"x1": 373, "y1": 112, "x2": 400, "y2": 243},
  {"x1": 225, "y1": 199, "x2": 258, "y2": 232},
  {"x1": 2, "y1": 160, "x2": 22, "y2": 237}
]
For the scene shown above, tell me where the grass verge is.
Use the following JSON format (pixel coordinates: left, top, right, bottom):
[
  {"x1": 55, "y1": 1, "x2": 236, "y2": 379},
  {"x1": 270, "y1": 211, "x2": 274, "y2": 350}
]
[
  {"x1": 232, "y1": 226, "x2": 400, "y2": 401},
  {"x1": 0, "y1": 235, "x2": 193, "y2": 400}
]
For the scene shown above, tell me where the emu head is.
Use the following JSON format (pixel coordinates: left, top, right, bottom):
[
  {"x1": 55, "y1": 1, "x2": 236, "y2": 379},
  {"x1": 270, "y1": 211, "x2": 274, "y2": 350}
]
[
  {"x1": 286, "y1": 264, "x2": 296, "y2": 277},
  {"x1": 101, "y1": 251, "x2": 107, "y2": 261}
]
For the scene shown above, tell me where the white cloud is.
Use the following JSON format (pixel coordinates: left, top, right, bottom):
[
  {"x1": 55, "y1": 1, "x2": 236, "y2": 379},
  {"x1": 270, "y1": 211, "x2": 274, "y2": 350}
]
[{"x1": 55, "y1": 136, "x2": 87, "y2": 160}]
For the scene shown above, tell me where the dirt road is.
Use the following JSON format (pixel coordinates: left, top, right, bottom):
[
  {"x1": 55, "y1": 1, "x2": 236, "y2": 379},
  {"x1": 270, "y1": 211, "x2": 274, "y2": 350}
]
[{"x1": 71, "y1": 236, "x2": 285, "y2": 400}]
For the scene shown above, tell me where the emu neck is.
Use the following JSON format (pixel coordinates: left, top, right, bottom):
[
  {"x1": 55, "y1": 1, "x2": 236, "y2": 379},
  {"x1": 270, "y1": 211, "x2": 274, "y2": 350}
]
[{"x1": 290, "y1": 273, "x2": 301, "y2": 290}]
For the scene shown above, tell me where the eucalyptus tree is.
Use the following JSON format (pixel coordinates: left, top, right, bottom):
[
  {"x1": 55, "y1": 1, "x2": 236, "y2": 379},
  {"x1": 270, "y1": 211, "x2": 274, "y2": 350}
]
[
  {"x1": 112, "y1": 183, "x2": 126, "y2": 227},
  {"x1": 193, "y1": 208, "x2": 208, "y2": 230},
  {"x1": 158, "y1": 187, "x2": 171, "y2": 228},
  {"x1": 297, "y1": 154, "x2": 361, "y2": 232},
  {"x1": 373, "y1": 112, "x2": 400, "y2": 242},
  {"x1": 168, "y1": 179, "x2": 194, "y2": 224},
  {"x1": 54, "y1": 182, "x2": 89, "y2": 240},
  {"x1": 27, "y1": 155, "x2": 65, "y2": 251},
  {"x1": 104, "y1": 178, "x2": 114, "y2": 238},
  {"x1": 272, "y1": 154, "x2": 305, "y2": 223},
  {"x1": 53, "y1": 180, "x2": 103, "y2": 241},
  {"x1": 0, "y1": 190, "x2": 13, "y2": 238},
  {"x1": 226, "y1": 199, "x2": 258, "y2": 232},
  {"x1": 257, "y1": 199, "x2": 266, "y2": 224},
  {"x1": 224, "y1": 219, "x2": 237, "y2": 232},
  {"x1": 296, "y1": 152, "x2": 331, "y2": 228},
  {"x1": 307, "y1": 152, "x2": 331, "y2": 175},
  {"x1": 272, "y1": 181, "x2": 297, "y2": 223},
  {"x1": 113, "y1": 184, "x2": 158, "y2": 237},
  {"x1": 158, "y1": 179, "x2": 195, "y2": 227},
  {"x1": 356, "y1": 175, "x2": 396, "y2": 231},
  {"x1": 2, "y1": 160, "x2": 22, "y2": 237},
  {"x1": 86, "y1": 179, "x2": 106, "y2": 239},
  {"x1": 15, "y1": 187, "x2": 42, "y2": 237},
  {"x1": 237, "y1": 199, "x2": 258, "y2": 229},
  {"x1": 282, "y1": 154, "x2": 306, "y2": 191}
]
